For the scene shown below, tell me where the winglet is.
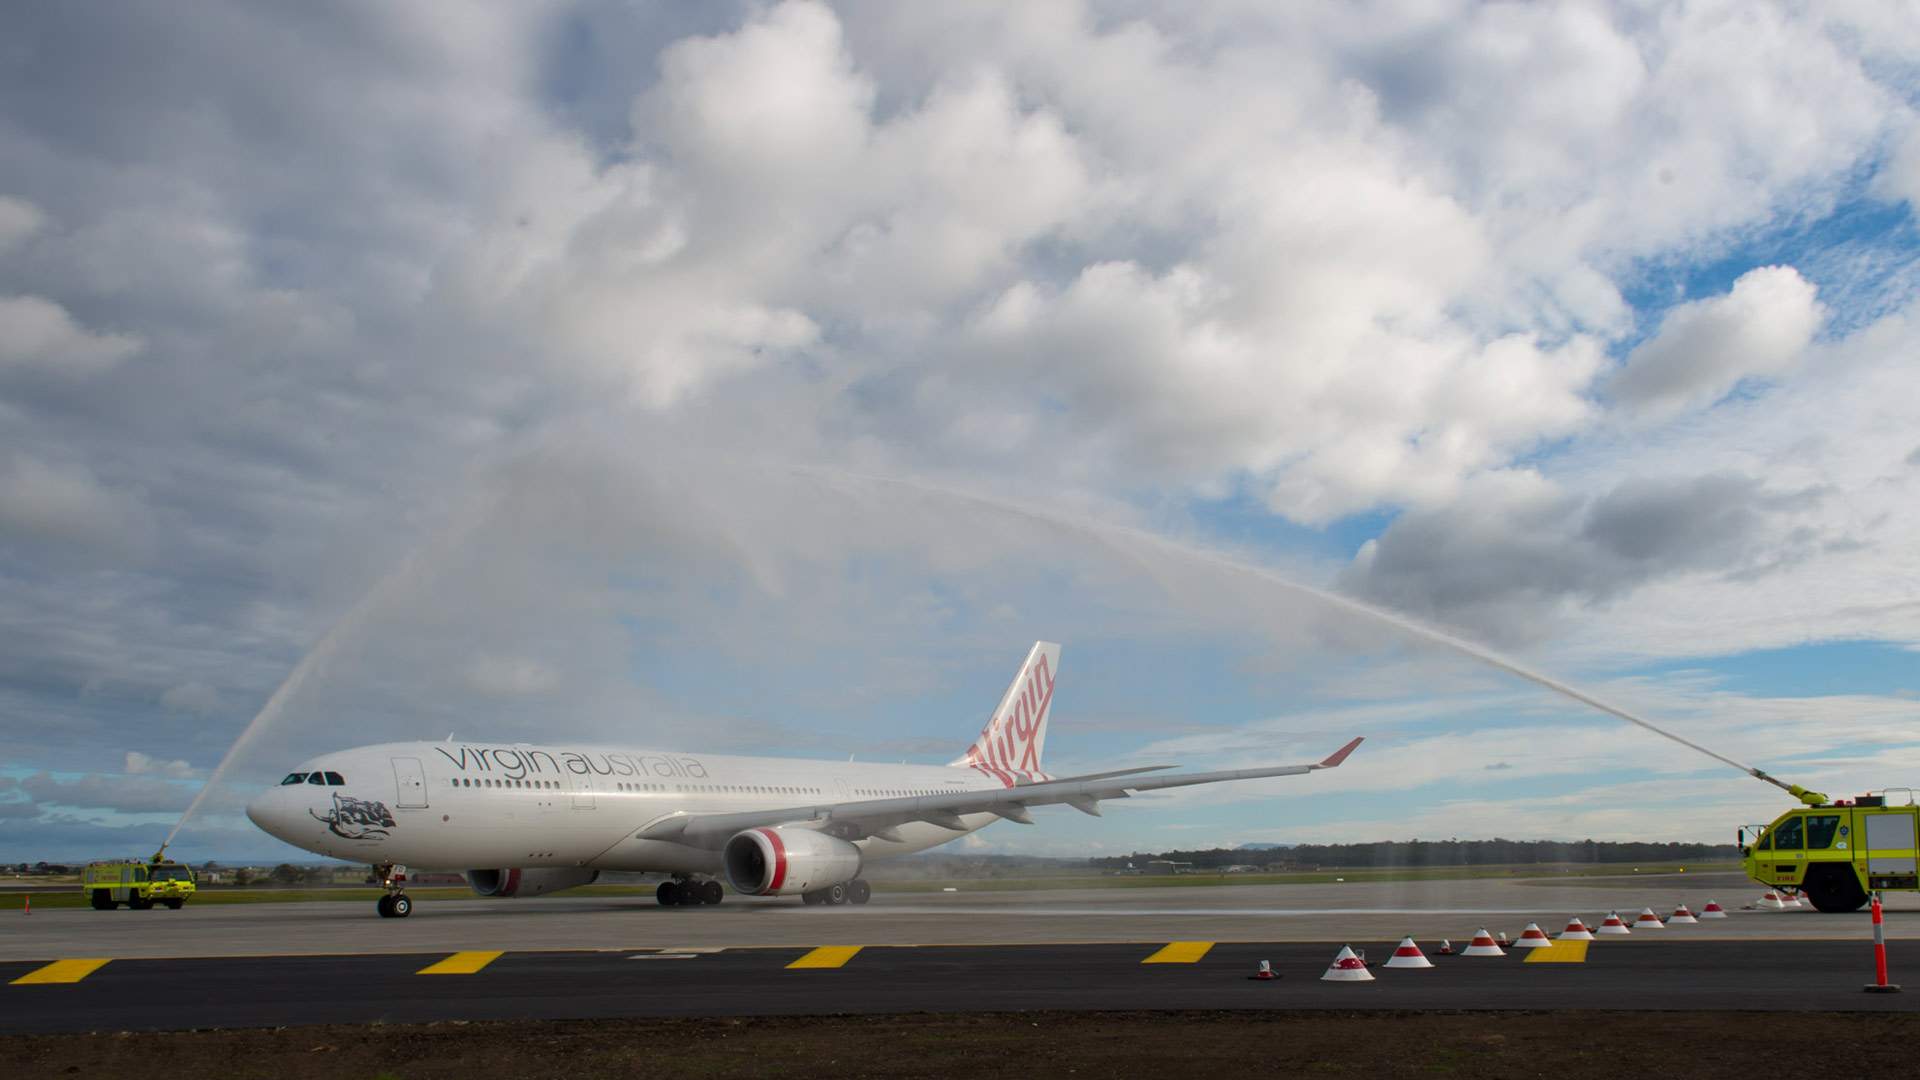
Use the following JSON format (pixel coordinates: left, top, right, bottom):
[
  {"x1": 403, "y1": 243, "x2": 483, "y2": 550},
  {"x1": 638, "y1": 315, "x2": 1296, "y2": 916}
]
[{"x1": 1316, "y1": 737, "x2": 1364, "y2": 769}]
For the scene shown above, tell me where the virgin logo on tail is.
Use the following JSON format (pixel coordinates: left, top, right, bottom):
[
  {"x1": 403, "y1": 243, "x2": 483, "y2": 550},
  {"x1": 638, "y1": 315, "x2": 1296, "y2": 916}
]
[{"x1": 959, "y1": 647, "x2": 1056, "y2": 787}]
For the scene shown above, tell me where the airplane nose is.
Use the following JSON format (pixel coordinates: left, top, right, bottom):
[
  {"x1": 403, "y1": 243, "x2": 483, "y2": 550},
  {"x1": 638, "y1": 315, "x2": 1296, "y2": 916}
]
[{"x1": 245, "y1": 789, "x2": 288, "y2": 840}]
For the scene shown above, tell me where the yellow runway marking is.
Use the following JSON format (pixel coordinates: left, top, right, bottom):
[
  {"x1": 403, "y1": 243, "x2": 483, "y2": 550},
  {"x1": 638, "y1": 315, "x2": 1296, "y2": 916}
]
[
  {"x1": 1524, "y1": 940, "x2": 1590, "y2": 964},
  {"x1": 1141, "y1": 941, "x2": 1215, "y2": 964},
  {"x1": 787, "y1": 946, "x2": 863, "y2": 969},
  {"x1": 417, "y1": 951, "x2": 504, "y2": 975},
  {"x1": 11, "y1": 959, "x2": 112, "y2": 985}
]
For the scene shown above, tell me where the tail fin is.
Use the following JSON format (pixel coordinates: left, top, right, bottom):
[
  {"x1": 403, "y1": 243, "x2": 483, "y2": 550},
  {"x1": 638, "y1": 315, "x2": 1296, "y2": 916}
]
[{"x1": 951, "y1": 641, "x2": 1060, "y2": 781}]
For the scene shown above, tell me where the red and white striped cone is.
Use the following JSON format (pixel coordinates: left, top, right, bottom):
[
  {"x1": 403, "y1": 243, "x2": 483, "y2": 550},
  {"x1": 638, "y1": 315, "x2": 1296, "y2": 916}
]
[
  {"x1": 1249, "y1": 959, "x2": 1277, "y2": 981},
  {"x1": 1633, "y1": 907, "x2": 1666, "y2": 929},
  {"x1": 1668, "y1": 904, "x2": 1699, "y2": 925},
  {"x1": 1759, "y1": 891, "x2": 1788, "y2": 910},
  {"x1": 1384, "y1": 936, "x2": 1434, "y2": 969},
  {"x1": 1595, "y1": 911, "x2": 1632, "y2": 935},
  {"x1": 1700, "y1": 900, "x2": 1728, "y2": 919},
  {"x1": 1495, "y1": 930, "x2": 1511, "y2": 946},
  {"x1": 1512, "y1": 923, "x2": 1552, "y2": 949},
  {"x1": 1462, "y1": 928, "x2": 1506, "y2": 957},
  {"x1": 1785, "y1": 890, "x2": 1805, "y2": 909},
  {"x1": 1434, "y1": 938, "x2": 1455, "y2": 956},
  {"x1": 1557, "y1": 917, "x2": 1595, "y2": 941},
  {"x1": 1322, "y1": 945, "x2": 1375, "y2": 982},
  {"x1": 1864, "y1": 892, "x2": 1901, "y2": 994}
]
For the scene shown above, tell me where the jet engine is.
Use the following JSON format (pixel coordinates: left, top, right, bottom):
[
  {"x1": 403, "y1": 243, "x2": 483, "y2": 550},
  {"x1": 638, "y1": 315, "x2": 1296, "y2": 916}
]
[
  {"x1": 723, "y1": 827, "x2": 862, "y2": 896},
  {"x1": 465, "y1": 867, "x2": 600, "y2": 897}
]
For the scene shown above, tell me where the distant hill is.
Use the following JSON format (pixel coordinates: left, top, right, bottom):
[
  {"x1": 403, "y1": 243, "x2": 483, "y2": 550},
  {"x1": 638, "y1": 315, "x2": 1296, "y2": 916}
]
[{"x1": 1091, "y1": 839, "x2": 1736, "y2": 870}]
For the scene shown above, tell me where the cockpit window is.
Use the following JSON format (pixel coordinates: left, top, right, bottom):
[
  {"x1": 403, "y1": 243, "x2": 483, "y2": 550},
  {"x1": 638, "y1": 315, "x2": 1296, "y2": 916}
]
[
  {"x1": 323, "y1": 771, "x2": 345, "y2": 786},
  {"x1": 281, "y1": 773, "x2": 308, "y2": 785},
  {"x1": 307, "y1": 772, "x2": 325, "y2": 785}
]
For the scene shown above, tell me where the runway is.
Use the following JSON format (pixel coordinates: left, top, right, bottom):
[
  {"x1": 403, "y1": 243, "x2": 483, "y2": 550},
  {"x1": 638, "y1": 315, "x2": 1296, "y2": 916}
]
[
  {"x1": 2, "y1": 939, "x2": 1912, "y2": 1035},
  {"x1": 7, "y1": 875, "x2": 1915, "y2": 1034},
  {"x1": 5, "y1": 872, "x2": 1906, "y2": 960}
]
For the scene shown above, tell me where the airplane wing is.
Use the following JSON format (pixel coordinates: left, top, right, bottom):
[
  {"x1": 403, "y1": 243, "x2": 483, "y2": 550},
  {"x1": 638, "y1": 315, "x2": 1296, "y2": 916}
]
[{"x1": 635, "y1": 738, "x2": 1362, "y2": 849}]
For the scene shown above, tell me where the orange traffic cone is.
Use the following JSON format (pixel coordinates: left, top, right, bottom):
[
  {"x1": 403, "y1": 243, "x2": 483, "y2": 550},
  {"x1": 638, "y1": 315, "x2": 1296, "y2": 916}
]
[
  {"x1": 1385, "y1": 936, "x2": 1434, "y2": 969},
  {"x1": 1668, "y1": 904, "x2": 1699, "y2": 925},
  {"x1": 1557, "y1": 917, "x2": 1595, "y2": 940},
  {"x1": 1633, "y1": 907, "x2": 1666, "y2": 929},
  {"x1": 1512, "y1": 923, "x2": 1552, "y2": 949},
  {"x1": 22, "y1": 894, "x2": 28, "y2": 916},
  {"x1": 1321, "y1": 945, "x2": 1375, "y2": 982},
  {"x1": 1700, "y1": 900, "x2": 1728, "y2": 919},
  {"x1": 1435, "y1": 938, "x2": 1455, "y2": 955},
  {"x1": 1462, "y1": 928, "x2": 1506, "y2": 957},
  {"x1": 1596, "y1": 911, "x2": 1632, "y2": 935},
  {"x1": 1249, "y1": 959, "x2": 1277, "y2": 981}
]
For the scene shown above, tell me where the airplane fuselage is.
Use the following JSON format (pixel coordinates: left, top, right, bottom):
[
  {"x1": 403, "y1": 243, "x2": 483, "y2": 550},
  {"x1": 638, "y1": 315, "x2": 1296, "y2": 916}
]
[{"x1": 246, "y1": 740, "x2": 1009, "y2": 875}]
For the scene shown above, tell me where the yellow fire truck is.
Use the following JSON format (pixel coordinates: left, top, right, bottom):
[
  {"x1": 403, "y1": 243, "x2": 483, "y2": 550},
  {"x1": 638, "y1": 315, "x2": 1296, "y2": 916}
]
[
  {"x1": 1740, "y1": 790, "x2": 1917, "y2": 912},
  {"x1": 82, "y1": 858, "x2": 197, "y2": 910}
]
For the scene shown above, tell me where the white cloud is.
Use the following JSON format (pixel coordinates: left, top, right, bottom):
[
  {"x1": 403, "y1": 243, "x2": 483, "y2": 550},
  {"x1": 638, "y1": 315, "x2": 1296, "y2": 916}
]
[
  {"x1": 159, "y1": 683, "x2": 221, "y2": 717},
  {"x1": 0, "y1": 453, "x2": 141, "y2": 552},
  {"x1": 0, "y1": 295, "x2": 141, "y2": 376},
  {"x1": 1608, "y1": 266, "x2": 1825, "y2": 419},
  {"x1": 462, "y1": 655, "x2": 560, "y2": 697},
  {"x1": 125, "y1": 750, "x2": 199, "y2": 779},
  {"x1": 0, "y1": 195, "x2": 44, "y2": 252}
]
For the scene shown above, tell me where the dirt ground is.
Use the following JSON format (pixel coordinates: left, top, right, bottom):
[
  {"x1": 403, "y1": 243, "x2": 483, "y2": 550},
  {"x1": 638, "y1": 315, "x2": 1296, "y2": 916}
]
[{"x1": 7, "y1": 1010, "x2": 1913, "y2": 1079}]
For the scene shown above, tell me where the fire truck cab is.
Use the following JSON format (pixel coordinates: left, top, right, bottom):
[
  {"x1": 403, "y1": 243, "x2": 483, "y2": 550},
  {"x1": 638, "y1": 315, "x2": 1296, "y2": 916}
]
[{"x1": 1741, "y1": 791, "x2": 1918, "y2": 912}]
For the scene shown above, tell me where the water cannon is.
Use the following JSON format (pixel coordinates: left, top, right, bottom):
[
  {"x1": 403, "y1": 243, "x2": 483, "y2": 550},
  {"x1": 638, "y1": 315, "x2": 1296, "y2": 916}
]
[{"x1": 1748, "y1": 769, "x2": 1828, "y2": 806}]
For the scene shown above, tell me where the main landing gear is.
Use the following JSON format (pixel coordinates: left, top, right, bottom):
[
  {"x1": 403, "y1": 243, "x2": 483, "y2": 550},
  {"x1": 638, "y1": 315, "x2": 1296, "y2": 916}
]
[
  {"x1": 802, "y1": 879, "x2": 871, "y2": 906},
  {"x1": 373, "y1": 863, "x2": 412, "y2": 918},
  {"x1": 657, "y1": 877, "x2": 724, "y2": 906}
]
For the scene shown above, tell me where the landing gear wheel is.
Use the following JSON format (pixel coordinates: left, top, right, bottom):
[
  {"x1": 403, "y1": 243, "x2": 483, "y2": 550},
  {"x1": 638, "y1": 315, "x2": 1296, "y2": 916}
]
[
  {"x1": 390, "y1": 894, "x2": 412, "y2": 918},
  {"x1": 801, "y1": 889, "x2": 822, "y2": 905},
  {"x1": 657, "y1": 881, "x2": 681, "y2": 907},
  {"x1": 827, "y1": 882, "x2": 849, "y2": 905},
  {"x1": 702, "y1": 880, "x2": 723, "y2": 905},
  {"x1": 849, "y1": 879, "x2": 871, "y2": 905},
  {"x1": 376, "y1": 894, "x2": 395, "y2": 918}
]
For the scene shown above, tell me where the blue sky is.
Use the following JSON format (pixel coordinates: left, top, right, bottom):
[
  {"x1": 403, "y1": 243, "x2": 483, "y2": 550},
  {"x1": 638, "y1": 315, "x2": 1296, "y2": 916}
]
[{"x1": 2, "y1": 1, "x2": 1919, "y2": 864}]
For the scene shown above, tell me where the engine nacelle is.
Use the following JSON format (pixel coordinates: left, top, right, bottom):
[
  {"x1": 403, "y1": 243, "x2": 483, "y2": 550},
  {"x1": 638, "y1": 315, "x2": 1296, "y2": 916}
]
[
  {"x1": 723, "y1": 827, "x2": 862, "y2": 896},
  {"x1": 466, "y1": 867, "x2": 600, "y2": 898}
]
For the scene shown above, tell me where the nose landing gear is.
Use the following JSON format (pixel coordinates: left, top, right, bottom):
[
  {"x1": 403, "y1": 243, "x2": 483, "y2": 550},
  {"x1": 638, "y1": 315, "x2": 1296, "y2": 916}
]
[{"x1": 373, "y1": 864, "x2": 412, "y2": 918}]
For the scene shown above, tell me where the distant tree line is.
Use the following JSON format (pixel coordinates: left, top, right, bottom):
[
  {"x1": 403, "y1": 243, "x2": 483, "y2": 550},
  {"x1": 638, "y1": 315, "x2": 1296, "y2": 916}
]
[{"x1": 1089, "y1": 839, "x2": 1736, "y2": 870}]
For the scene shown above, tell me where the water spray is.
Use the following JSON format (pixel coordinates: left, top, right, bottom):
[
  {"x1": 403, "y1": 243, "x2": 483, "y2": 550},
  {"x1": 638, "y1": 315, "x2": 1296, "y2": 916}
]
[{"x1": 790, "y1": 465, "x2": 1828, "y2": 806}]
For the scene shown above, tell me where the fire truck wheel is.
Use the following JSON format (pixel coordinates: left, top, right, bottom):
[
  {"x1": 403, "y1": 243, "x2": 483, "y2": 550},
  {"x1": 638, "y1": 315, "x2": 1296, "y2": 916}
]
[
  {"x1": 127, "y1": 893, "x2": 152, "y2": 911},
  {"x1": 1803, "y1": 866, "x2": 1868, "y2": 913},
  {"x1": 164, "y1": 899, "x2": 184, "y2": 910},
  {"x1": 90, "y1": 889, "x2": 114, "y2": 910}
]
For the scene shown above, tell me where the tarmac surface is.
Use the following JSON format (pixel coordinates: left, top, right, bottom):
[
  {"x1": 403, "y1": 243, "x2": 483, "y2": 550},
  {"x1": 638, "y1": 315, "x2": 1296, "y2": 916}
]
[
  {"x1": 5, "y1": 873, "x2": 1916, "y2": 1033},
  {"x1": 4, "y1": 872, "x2": 1909, "y2": 960}
]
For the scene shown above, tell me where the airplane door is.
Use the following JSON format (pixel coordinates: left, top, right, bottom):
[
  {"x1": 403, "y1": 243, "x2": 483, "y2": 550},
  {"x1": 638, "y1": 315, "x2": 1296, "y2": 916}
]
[
  {"x1": 570, "y1": 770, "x2": 595, "y2": 810},
  {"x1": 391, "y1": 757, "x2": 429, "y2": 809}
]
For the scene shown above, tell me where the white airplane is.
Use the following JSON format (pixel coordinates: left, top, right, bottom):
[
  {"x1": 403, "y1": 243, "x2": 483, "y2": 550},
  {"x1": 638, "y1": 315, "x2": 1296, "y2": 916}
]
[{"x1": 245, "y1": 642, "x2": 1361, "y2": 917}]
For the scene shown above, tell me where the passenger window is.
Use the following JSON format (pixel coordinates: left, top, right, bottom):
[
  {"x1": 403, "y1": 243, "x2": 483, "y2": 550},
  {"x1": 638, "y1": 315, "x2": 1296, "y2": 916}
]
[
  {"x1": 1771, "y1": 816, "x2": 1805, "y2": 850},
  {"x1": 1806, "y1": 815, "x2": 1844, "y2": 849},
  {"x1": 281, "y1": 773, "x2": 307, "y2": 785},
  {"x1": 307, "y1": 772, "x2": 325, "y2": 785},
  {"x1": 324, "y1": 771, "x2": 345, "y2": 786}
]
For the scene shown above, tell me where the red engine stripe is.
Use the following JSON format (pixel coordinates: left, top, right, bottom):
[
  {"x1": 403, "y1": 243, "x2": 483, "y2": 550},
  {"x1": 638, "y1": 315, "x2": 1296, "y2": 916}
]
[
  {"x1": 758, "y1": 828, "x2": 787, "y2": 893},
  {"x1": 503, "y1": 868, "x2": 522, "y2": 897}
]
